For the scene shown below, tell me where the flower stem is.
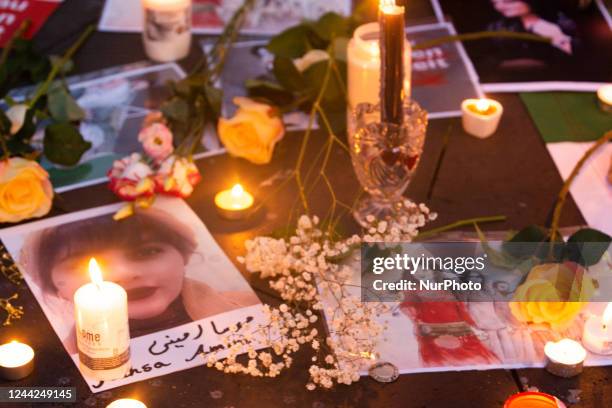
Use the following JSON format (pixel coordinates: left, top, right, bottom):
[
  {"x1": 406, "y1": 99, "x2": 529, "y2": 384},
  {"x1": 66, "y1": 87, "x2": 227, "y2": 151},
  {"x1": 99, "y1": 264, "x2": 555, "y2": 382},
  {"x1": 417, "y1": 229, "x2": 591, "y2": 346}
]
[
  {"x1": 549, "y1": 130, "x2": 612, "y2": 245},
  {"x1": 413, "y1": 30, "x2": 550, "y2": 50},
  {"x1": 0, "y1": 19, "x2": 31, "y2": 67},
  {"x1": 416, "y1": 215, "x2": 507, "y2": 241},
  {"x1": 294, "y1": 47, "x2": 335, "y2": 214},
  {"x1": 28, "y1": 25, "x2": 94, "y2": 108}
]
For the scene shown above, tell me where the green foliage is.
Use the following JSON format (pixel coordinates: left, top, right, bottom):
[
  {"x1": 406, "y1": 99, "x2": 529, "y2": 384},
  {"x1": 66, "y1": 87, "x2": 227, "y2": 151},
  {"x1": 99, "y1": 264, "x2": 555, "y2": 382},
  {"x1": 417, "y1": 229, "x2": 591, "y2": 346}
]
[
  {"x1": 0, "y1": 39, "x2": 51, "y2": 99},
  {"x1": 0, "y1": 27, "x2": 93, "y2": 166},
  {"x1": 488, "y1": 225, "x2": 612, "y2": 271},
  {"x1": 161, "y1": 0, "x2": 255, "y2": 155},
  {"x1": 565, "y1": 228, "x2": 612, "y2": 267},
  {"x1": 43, "y1": 123, "x2": 92, "y2": 166},
  {"x1": 47, "y1": 83, "x2": 86, "y2": 123},
  {"x1": 245, "y1": 12, "x2": 358, "y2": 133},
  {"x1": 266, "y1": 12, "x2": 357, "y2": 58}
]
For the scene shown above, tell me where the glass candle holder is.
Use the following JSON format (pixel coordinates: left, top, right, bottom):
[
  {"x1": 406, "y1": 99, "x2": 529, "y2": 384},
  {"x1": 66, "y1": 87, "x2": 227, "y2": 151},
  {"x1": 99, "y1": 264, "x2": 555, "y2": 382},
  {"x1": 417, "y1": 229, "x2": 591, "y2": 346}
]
[{"x1": 348, "y1": 99, "x2": 427, "y2": 226}]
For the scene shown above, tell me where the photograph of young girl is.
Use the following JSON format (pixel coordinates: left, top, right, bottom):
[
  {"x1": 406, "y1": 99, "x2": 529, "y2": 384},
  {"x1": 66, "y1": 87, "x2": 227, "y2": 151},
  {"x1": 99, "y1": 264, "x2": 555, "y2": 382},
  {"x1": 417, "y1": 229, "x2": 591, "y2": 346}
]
[
  {"x1": 99, "y1": 0, "x2": 351, "y2": 35},
  {"x1": 324, "y1": 245, "x2": 612, "y2": 376},
  {"x1": 431, "y1": 0, "x2": 612, "y2": 90},
  {"x1": 1, "y1": 197, "x2": 260, "y2": 356}
]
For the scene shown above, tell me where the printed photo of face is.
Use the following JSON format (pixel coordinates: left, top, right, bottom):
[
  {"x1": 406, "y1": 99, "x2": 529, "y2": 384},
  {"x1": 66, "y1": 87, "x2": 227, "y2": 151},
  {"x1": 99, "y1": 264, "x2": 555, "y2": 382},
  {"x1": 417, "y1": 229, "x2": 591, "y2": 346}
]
[{"x1": 50, "y1": 241, "x2": 186, "y2": 320}]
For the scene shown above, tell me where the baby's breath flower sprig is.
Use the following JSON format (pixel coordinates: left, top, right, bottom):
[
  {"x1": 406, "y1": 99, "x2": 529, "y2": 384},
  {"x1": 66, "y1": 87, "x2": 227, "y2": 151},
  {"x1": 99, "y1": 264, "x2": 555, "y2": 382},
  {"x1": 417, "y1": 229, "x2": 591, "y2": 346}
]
[{"x1": 204, "y1": 201, "x2": 437, "y2": 389}]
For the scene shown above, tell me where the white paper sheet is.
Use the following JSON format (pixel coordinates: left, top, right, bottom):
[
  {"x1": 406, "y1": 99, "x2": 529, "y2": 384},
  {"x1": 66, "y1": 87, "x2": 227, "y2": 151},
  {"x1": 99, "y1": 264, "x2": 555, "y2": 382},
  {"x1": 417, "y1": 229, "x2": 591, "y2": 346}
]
[{"x1": 547, "y1": 142, "x2": 612, "y2": 236}]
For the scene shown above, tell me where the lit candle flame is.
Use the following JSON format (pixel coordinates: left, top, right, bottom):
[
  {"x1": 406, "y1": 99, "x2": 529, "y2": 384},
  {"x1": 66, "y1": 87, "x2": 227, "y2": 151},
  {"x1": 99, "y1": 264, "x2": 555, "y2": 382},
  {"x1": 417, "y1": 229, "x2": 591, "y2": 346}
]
[
  {"x1": 89, "y1": 258, "x2": 103, "y2": 288},
  {"x1": 380, "y1": 0, "x2": 402, "y2": 14},
  {"x1": 231, "y1": 184, "x2": 245, "y2": 198},
  {"x1": 603, "y1": 303, "x2": 612, "y2": 329},
  {"x1": 475, "y1": 99, "x2": 491, "y2": 113}
]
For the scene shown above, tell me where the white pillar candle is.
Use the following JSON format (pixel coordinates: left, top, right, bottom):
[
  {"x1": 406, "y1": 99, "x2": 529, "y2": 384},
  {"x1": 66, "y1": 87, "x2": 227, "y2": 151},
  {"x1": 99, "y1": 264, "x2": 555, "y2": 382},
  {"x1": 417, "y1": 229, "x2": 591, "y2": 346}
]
[
  {"x1": 544, "y1": 339, "x2": 586, "y2": 378},
  {"x1": 106, "y1": 399, "x2": 147, "y2": 408},
  {"x1": 597, "y1": 84, "x2": 612, "y2": 113},
  {"x1": 74, "y1": 258, "x2": 131, "y2": 381},
  {"x1": 461, "y1": 98, "x2": 503, "y2": 139},
  {"x1": 582, "y1": 303, "x2": 612, "y2": 355},
  {"x1": 0, "y1": 341, "x2": 34, "y2": 381},
  {"x1": 347, "y1": 22, "x2": 412, "y2": 112},
  {"x1": 141, "y1": 0, "x2": 192, "y2": 62}
]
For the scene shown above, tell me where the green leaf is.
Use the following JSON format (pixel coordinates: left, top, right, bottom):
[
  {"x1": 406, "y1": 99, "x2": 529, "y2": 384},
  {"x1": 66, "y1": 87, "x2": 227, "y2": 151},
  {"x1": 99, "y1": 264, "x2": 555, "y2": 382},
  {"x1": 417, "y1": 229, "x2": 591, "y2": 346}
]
[
  {"x1": 507, "y1": 225, "x2": 550, "y2": 243},
  {"x1": 311, "y1": 13, "x2": 351, "y2": 41},
  {"x1": 246, "y1": 79, "x2": 296, "y2": 107},
  {"x1": 332, "y1": 37, "x2": 350, "y2": 62},
  {"x1": 47, "y1": 84, "x2": 85, "y2": 122},
  {"x1": 273, "y1": 57, "x2": 306, "y2": 92},
  {"x1": 43, "y1": 122, "x2": 92, "y2": 166},
  {"x1": 303, "y1": 60, "x2": 346, "y2": 106},
  {"x1": 11, "y1": 108, "x2": 37, "y2": 142},
  {"x1": 161, "y1": 97, "x2": 190, "y2": 123},
  {"x1": 565, "y1": 228, "x2": 612, "y2": 266},
  {"x1": 502, "y1": 225, "x2": 553, "y2": 261},
  {"x1": 0, "y1": 109, "x2": 11, "y2": 135},
  {"x1": 204, "y1": 85, "x2": 222, "y2": 120},
  {"x1": 268, "y1": 25, "x2": 317, "y2": 58}
]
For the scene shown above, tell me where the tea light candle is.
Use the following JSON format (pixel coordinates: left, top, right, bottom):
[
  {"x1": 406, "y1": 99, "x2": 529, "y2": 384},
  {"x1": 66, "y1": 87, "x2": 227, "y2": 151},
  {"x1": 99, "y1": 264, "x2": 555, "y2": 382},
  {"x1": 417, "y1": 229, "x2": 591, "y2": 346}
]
[
  {"x1": 106, "y1": 399, "x2": 147, "y2": 408},
  {"x1": 142, "y1": 0, "x2": 192, "y2": 62},
  {"x1": 214, "y1": 184, "x2": 254, "y2": 220},
  {"x1": 347, "y1": 22, "x2": 412, "y2": 112},
  {"x1": 544, "y1": 339, "x2": 586, "y2": 378},
  {"x1": 597, "y1": 84, "x2": 612, "y2": 113},
  {"x1": 0, "y1": 341, "x2": 34, "y2": 380},
  {"x1": 74, "y1": 258, "x2": 131, "y2": 382},
  {"x1": 582, "y1": 303, "x2": 612, "y2": 355},
  {"x1": 504, "y1": 392, "x2": 566, "y2": 408},
  {"x1": 461, "y1": 98, "x2": 504, "y2": 139}
]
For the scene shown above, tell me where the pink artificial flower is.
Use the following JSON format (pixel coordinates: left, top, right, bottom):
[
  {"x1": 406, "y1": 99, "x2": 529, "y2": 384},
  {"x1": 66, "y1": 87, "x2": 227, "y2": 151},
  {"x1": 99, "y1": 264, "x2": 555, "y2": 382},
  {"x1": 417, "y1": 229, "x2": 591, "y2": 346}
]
[
  {"x1": 155, "y1": 156, "x2": 201, "y2": 198},
  {"x1": 138, "y1": 123, "x2": 174, "y2": 162},
  {"x1": 107, "y1": 153, "x2": 156, "y2": 201}
]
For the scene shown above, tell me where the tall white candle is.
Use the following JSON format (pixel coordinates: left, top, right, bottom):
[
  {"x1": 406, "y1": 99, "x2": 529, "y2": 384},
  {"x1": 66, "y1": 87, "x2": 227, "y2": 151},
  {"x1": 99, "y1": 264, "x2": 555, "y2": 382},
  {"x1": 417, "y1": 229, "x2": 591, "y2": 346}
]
[
  {"x1": 582, "y1": 303, "x2": 612, "y2": 355},
  {"x1": 74, "y1": 258, "x2": 131, "y2": 381},
  {"x1": 141, "y1": 0, "x2": 192, "y2": 62},
  {"x1": 347, "y1": 22, "x2": 412, "y2": 112}
]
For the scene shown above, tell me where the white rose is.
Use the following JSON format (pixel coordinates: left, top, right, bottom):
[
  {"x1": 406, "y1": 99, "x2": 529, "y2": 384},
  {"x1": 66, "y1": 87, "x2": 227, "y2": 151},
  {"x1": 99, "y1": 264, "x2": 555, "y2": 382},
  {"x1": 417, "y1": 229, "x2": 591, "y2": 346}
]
[
  {"x1": 293, "y1": 49, "x2": 329, "y2": 73},
  {"x1": 5, "y1": 104, "x2": 29, "y2": 135}
]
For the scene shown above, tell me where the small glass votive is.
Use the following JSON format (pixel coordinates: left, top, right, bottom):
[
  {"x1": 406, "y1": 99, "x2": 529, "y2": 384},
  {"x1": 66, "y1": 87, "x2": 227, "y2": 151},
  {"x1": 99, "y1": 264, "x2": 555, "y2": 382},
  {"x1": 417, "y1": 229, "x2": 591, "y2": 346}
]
[{"x1": 348, "y1": 99, "x2": 428, "y2": 226}]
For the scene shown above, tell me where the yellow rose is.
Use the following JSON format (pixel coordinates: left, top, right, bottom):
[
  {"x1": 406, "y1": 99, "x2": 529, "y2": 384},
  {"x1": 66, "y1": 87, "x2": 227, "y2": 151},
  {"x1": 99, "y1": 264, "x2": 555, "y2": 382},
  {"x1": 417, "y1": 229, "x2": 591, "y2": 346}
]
[
  {"x1": 509, "y1": 262, "x2": 594, "y2": 330},
  {"x1": 218, "y1": 97, "x2": 285, "y2": 165},
  {"x1": 0, "y1": 158, "x2": 53, "y2": 223}
]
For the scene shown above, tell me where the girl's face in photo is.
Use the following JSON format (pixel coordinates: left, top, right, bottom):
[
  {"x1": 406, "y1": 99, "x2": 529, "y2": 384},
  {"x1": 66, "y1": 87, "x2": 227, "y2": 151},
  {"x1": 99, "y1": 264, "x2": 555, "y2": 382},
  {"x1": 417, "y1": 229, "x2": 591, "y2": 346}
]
[{"x1": 51, "y1": 241, "x2": 186, "y2": 320}]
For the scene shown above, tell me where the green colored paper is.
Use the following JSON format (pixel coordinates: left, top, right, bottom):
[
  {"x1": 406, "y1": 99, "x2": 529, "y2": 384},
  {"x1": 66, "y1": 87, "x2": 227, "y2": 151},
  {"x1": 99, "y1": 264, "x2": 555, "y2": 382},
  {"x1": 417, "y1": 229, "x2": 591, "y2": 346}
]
[{"x1": 520, "y1": 92, "x2": 612, "y2": 143}]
